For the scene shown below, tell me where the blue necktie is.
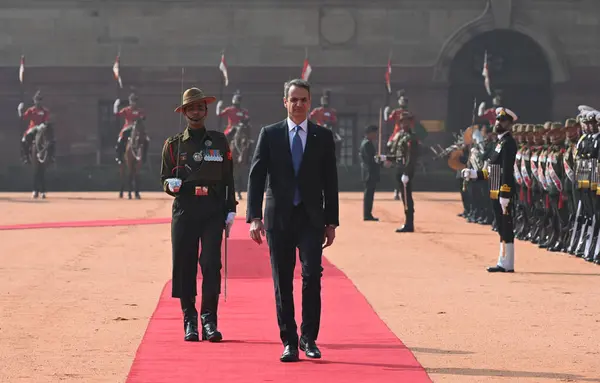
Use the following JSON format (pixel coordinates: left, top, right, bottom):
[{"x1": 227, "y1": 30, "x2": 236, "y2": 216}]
[{"x1": 291, "y1": 126, "x2": 303, "y2": 205}]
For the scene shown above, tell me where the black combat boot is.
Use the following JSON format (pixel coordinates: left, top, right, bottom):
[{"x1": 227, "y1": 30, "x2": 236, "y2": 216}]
[
  {"x1": 200, "y1": 294, "x2": 222, "y2": 342},
  {"x1": 20, "y1": 139, "x2": 30, "y2": 164},
  {"x1": 180, "y1": 297, "x2": 199, "y2": 342},
  {"x1": 396, "y1": 211, "x2": 414, "y2": 233}
]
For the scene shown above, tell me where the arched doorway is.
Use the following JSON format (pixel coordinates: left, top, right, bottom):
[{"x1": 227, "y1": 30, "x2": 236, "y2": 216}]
[{"x1": 446, "y1": 29, "x2": 552, "y2": 132}]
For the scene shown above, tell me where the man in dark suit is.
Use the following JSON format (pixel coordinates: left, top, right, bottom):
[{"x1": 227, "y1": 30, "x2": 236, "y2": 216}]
[
  {"x1": 359, "y1": 125, "x2": 381, "y2": 221},
  {"x1": 246, "y1": 79, "x2": 339, "y2": 362}
]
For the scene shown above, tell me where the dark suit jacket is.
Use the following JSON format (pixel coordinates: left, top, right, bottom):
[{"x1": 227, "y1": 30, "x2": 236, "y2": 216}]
[
  {"x1": 246, "y1": 119, "x2": 340, "y2": 231},
  {"x1": 359, "y1": 138, "x2": 380, "y2": 185}
]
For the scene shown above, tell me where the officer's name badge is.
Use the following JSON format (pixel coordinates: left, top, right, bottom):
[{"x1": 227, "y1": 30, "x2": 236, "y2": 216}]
[
  {"x1": 195, "y1": 186, "x2": 209, "y2": 196},
  {"x1": 204, "y1": 149, "x2": 223, "y2": 162},
  {"x1": 193, "y1": 152, "x2": 203, "y2": 162}
]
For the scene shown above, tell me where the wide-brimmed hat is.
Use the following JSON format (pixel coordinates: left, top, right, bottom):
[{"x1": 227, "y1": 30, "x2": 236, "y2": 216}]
[{"x1": 174, "y1": 87, "x2": 217, "y2": 113}]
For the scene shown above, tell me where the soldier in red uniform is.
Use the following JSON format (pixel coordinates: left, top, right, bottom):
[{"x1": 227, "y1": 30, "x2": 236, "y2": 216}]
[
  {"x1": 114, "y1": 92, "x2": 148, "y2": 164},
  {"x1": 478, "y1": 92, "x2": 503, "y2": 127},
  {"x1": 309, "y1": 90, "x2": 342, "y2": 161},
  {"x1": 17, "y1": 90, "x2": 52, "y2": 164},
  {"x1": 216, "y1": 90, "x2": 250, "y2": 141}
]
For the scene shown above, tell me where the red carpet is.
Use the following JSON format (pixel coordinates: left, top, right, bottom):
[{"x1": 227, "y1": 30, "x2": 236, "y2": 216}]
[
  {"x1": 126, "y1": 219, "x2": 431, "y2": 382},
  {"x1": 0, "y1": 217, "x2": 171, "y2": 231}
]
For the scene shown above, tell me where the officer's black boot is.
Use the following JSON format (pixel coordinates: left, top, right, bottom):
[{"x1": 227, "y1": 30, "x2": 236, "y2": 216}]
[
  {"x1": 180, "y1": 297, "x2": 199, "y2": 342},
  {"x1": 20, "y1": 139, "x2": 30, "y2": 164},
  {"x1": 395, "y1": 211, "x2": 414, "y2": 233},
  {"x1": 115, "y1": 140, "x2": 125, "y2": 164},
  {"x1": 200, "y1": 294, "x2": 222, "y2": 342}
]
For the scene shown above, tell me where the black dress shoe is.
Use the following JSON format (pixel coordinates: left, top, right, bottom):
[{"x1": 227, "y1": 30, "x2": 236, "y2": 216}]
[
  {"x1": 280, "y1": 345, "x2": 299, "y2": 362},
  {"x1": 299, "y1": 338, "x2": 322, "y2": 359},
  {"x1": 395, "y1": 225, "x2": 414, "y2": 233},
  {"x1": 184, "y1": 318, "x2": 199, "y2": 342},
  {"x1": 486, "y1": 265, "x2": 514, "y2": 273},
  {"x1": 201, "y1": 322, "x2": 223, "y2": 342}
]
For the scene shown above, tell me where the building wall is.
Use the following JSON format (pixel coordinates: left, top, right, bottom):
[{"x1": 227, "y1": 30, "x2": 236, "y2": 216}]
[{"x1": 0, "y1": 0, "x2": 599, "y2": 167}]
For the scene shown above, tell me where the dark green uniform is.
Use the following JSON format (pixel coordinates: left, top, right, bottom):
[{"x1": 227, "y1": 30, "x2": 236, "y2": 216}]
[
  {"x1": 160, "y1": 126, "x2": 237, "y2": 336},
  {"x1": 359, "y1": 137, "x2": 380, "y2": 220},
  {"x1": 387, "y1": 128, "x2": 419, "y2": 231}
]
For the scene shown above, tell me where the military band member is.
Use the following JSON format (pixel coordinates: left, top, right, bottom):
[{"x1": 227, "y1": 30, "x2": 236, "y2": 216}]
[
  {"x1": 359, "y1": 125, "x2": 382, "y2": 221},
  {"x1": 462, "y1": 108, "x2": 518, "y2": 272},
  {"x1": 381, "y1": 111, "x2": 419, "y2": 232},
  {"x1": 161, "y1": 87, "x2": 237, "y2": 342}
]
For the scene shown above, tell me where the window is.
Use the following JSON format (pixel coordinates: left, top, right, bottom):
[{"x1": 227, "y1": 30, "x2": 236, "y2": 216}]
[{"x1": 336, "y1": 114, "x2": 357, "y2": 166}]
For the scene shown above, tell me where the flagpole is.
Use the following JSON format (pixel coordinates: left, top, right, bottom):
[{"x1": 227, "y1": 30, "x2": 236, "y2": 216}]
[
  {"x1": 19, "y1": 54, "x2": 25, "y2": 137},
  {"x1": 217, "y1": 49, "x2": 225, "y2": 132},
  {"x1": 384, "y1": 49, "x2": 392, "y2": 141}
]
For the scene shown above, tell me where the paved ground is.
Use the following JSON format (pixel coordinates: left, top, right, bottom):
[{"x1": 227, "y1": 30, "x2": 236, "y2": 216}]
[{"x1": 1, "y1": 191, "x2": 599, "y2": 383}]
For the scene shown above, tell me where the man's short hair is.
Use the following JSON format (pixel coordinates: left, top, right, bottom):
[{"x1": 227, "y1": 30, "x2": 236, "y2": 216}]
[
  {"x1": 284, "y1": 79, "x2": 311, "y2": 98},
  {"x1": 365, "y1": 125, "x2": 378, "y2": 134}
]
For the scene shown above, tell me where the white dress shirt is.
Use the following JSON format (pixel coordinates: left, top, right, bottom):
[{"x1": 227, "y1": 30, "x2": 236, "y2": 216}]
[{"x1": 287, "y1": 117, "x2": 307, "y2": 151}]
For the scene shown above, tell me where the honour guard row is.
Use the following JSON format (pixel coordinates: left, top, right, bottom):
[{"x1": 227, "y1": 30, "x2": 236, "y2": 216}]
[{"x1": 455, "y1": 104, "x2": 600, "y2": 272}]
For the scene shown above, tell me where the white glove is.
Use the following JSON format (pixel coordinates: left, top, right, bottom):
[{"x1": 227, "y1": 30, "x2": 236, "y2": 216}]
[
  {"x1": 383, "y1": 106, "x2": 390, "y2": 121},
  {"x1": 216, "y1": 100, "x2": 223, "y2": 114},
  {"x1": 499, "y1": 197, "x2": 510, "y2": 214},
  {"x1": 461, "y1": 168, "x2": 478, "y2": 180},
  {"x1": 17, "y1": 102, "x2": 24, "y2": 116},
  {"x1": 401, "y1": 174, "x2": 409, "y2": 184},
  {"x1": 113, "y1": 99, "x2": 120, "y2": 114},
  {"x1": 225, "y1": 212, "x2": 236, "y2": 228},
  {"x1": 165, "y1": 178, "x2": 182, "y2": 193}
]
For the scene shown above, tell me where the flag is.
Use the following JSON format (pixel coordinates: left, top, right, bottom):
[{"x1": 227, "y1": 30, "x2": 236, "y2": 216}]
[
  {"x1": 113, "y1": 55, "x2": 123, "y2": 88},
  {"x1": 385, "y1": 58, "x2": 392, "y2": 94},
  {"x1": 482, "y1": 50, "x2": 491, "y2": 96},
  {"x1": 219, "y1": 53, "x2": 229, "y2": 87},
  {"x1": 19, "y1": 55, "x2": 24, "y2": 84},
  {"x1": 301, "y1": 58, "x2": 312, "y2": 81}
]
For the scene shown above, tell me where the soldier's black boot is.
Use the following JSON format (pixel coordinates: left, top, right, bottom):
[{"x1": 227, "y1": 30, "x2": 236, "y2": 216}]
[
  {"x1": 115, "y1": 140, "x2": 125, "y2": 164},
  {"x1": 200, "y1": 294, "x2": 222, "y2": 342},
  {"x1": 20, "y1": 139, "x2": 30, "y2": 164},
  {"x1": 396, "y1": 211, "x2": 414, "y2": 233},
  {"x1": 180, "y1": 297, "x2": 199, "y2": 341}
]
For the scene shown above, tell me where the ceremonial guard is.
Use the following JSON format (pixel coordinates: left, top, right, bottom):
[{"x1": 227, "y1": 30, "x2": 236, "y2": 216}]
[
  {"x1": 18, "y1": 90, "x2": 53, "y2": 164},
  {"x1": 536, "y1": 123, "x2": 552, "y2": 248},
  {"x1": 514, "y1": 124, "x2": 532, "y2": 239},
  {"x1": 562, "y1": 119, "x2": 579, "y2": 250},
  {"x1": 160, "y1": 87, "x2": 237, "y2": 342},
  {"x1": 544, "y1": 123, "x2": 569, "y2": 251},
  {"x1": 216, "y1": 90, "x2": 250, "y2": 140},
  {"x1": 478, "y1": 91, "x2": 503, "y2": 127},
  {"x1": 583, "y1": 111, "x2": 600, "y2": 261},
  {"x1": 462, "y1": 108, "x2": 518, "y2": 272},
  {"x1": 114, "y1": 92, "x2": 148, "y2": 164},
  {"x1": 359, "y1": 125, "x2": 382, "y2": 221},
  {"x1": 381, "y1": 111, "x2": 419, "y2": 232},
  {"x1": 593, "y1": 112, "x2": 600, "y2": 264},
  {"x1": 572, "y1": 109, "x2": 595, "y2": 257},
  {"x1": 309, "y1": 90, "x2": 342, "y2": 161}
]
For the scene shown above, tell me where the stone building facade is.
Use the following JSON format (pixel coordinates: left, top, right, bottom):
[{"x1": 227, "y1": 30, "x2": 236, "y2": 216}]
[{"x1": 0, "y1": 0, "x2": 598, "y2": 167}]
